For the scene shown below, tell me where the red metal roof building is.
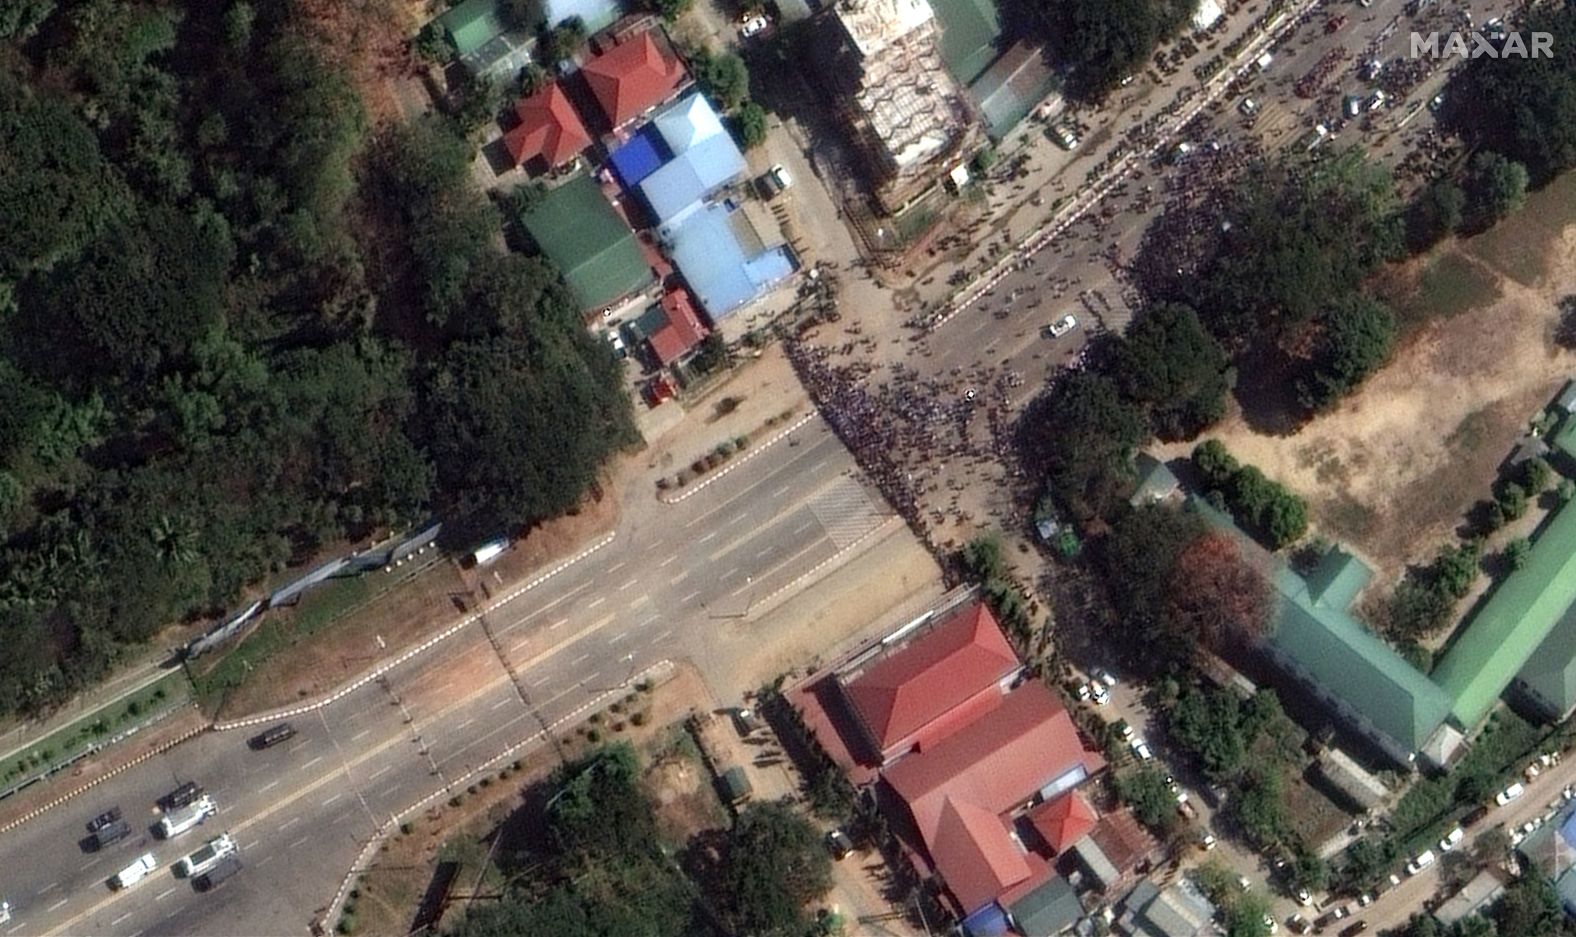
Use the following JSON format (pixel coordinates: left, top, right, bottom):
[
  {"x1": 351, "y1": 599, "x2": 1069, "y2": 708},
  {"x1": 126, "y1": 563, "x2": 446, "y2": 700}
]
[
  {"x1": 839, "y1": 602, "x2": 1021, "y2": 762},
  {"x1": 582, "y1": 31, "x2": 687, "y2": 130},
  {"x1": 882, "y1": 681, "x2": 1105, "y2": 916},
  {"x1": 645, "y1": 287, "x2": 709, "y2": 366},
  {"x1": 503, "y1": 83, "x2": 593, "y2": 170},
  {"x1": 789, "y1": 599, "x2": 1107, "y2": 921}
]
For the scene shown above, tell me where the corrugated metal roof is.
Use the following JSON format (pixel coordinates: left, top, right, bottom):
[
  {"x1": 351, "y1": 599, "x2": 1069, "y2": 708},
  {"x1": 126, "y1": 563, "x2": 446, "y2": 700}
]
[
  {"x1": 1433, "y1": 497, "x2": 1576, "y2": 725},
  {"x1": 521, "y1": 174, "x2": 653, "y2": 310}
]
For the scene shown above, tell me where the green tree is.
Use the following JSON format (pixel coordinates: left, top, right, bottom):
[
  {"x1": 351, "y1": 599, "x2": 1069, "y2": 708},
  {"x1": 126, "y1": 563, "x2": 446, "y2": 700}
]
[
  {"x1": 648, "y1": 0, "x2": 693, "y2": 21},
  {"x1": 1452, "y1": 4, "x2": 1576, "y2": 179},
  {"x1": 733, "y1": 101, "x2": 768, "y2": 150},
  {"x1": 1115, "y1": 767, "x2": 1179, "y2": 833},
  {"x1": 716, "y1": 801, "x2": 833, "y2": 936},
  {"x1": 1465, "y1": 151, "x2": 1529, "y2": 227},
  {"x1": 1230, "y1": 766, "x2": 1293, "y2": 850},
  {"x1": 1504, "y1": 537, "x2": 1532, "y2": 572},
  {"x1": 1109, "y1": 303, "x2": 1232, "y2": 439},
  {"x1": 543, "y1": 16, "x2": 586, "y2": 64},
  {"x1": 222, "y1": 1, "x2": 255, "y2": 48},
  {"x1": 1434, "y1": 541, "x2": 1481, "y2": 598},
  {"x1": 1407, "y1": 177, "x2": 1466, "y2": 249},
  {"x1": 695, "y1": 51, "x2": 751, "y2": 110},
  {"x1": 1492, "y1": 877, "x2": 1562, "y2": 937},
  {"x1": 1020, "y1": 372, "x2": 1147, "y2": 518},
  {"x1": 1045, "y1": 0, "x2": 1194, "y2": 100},
  {"x1": 1296, "y1": 294, "x2": 1396, "y2": 412}
]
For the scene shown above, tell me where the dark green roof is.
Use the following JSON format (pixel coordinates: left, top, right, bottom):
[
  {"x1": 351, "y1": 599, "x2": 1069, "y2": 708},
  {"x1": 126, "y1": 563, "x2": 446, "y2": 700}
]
[
  {"x1": 437, "y1": 0, "x2": 506, "y2": 57},
  {"x1": 522, "y1": 175, "x2": 654, "y2": 311},
  {"x1": 1515, "y1": 600, "x2": 1576, "y2": 719},
  {"x1": 1190, "y1": 498, "x2": 1452, "y2": 756},
  {"x1": 1433, "y1": 496, "x2": 1576, "y2": 725},
  {"x1": 969, "y1": 42, "x2": 1058, "y2": 142},
  {"x1": 1008, "y1": 875, "x2": 1081, "y2": 937},
  {"x1": 1554, "y1": 413, "x2": 1576, "y2": 460},
  {"x1": 928, "y1": 0, "x2": 1001, "y2": 86}
]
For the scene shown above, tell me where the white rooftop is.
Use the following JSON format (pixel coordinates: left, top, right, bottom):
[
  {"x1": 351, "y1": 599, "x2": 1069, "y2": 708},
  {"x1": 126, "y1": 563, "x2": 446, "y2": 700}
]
[{"x1": 835, "y1": 0, "x2": 934, "y2": 58}]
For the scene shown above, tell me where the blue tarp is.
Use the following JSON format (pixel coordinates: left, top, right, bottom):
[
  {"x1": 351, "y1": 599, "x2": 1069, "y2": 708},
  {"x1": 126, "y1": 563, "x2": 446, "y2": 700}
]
[
  {"x1": 961, "y1": 902, "x2": 1010, "y2": 936},
  {"x1": 609, "y1": 131, "x2": 667, "y2": 188},
  {"x1": 667, "y1": 203, "x2": 795, "y2": 319}
]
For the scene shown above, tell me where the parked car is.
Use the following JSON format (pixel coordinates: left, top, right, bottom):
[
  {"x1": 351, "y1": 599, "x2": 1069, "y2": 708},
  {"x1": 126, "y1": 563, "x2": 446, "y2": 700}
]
[
  {"x1": 249, "y1": 723, "x2": 295, "y2": 750},
  {"x1": 1287, "y1": 913, "x2": 1312, "y2": 935},
  {"x1": 1339, "y1": 923, "x2": 1368, "y2": 937},
  {"x1": 1131, "y1": 738, "x2": 1153, "y2": 760},
  {"x1": 733, "y1": 708, "x2": 763, "y2": 736},
  {"x1": 1091, "y1": 683, "x2": 1110, "y2": 706},
  {"x1": 1095, "y1": 669, "x2": 1117, "y2": 687},
  {"x1": 1497, "y1": 782, "x2": 1526, "y2": 806},
  {"x1": 87, "y1": 806, "x2": 123, "y2": 833},
  {"x1": 1239, "y1": 97, "x2": 1260, "y2": 116},
  {"x1": 1406, "y1": 849, "x2": 1437, "y2": 876},
  {"x1": 1357, "y1": 892, "x2": 1374, "y2": 907},
  {"x1": 1076, "y1": 683, "x2": 1092, "y2": 702},
  {"x1": 825, "y1": 829, "x2": 853, "y2": 860},
  {"x1": 1439, "y1": 827, "x2": 1465, "y2": 851},
  {"x1": 1114, "y1": 720, "x2": 1134, "y2": 741},
  {"x1": 1043, "y1": 314, "x2": 1078, "y2": 339},
  {"x1": 90, "y1": 819, "x2": 131, "y2": 851},
  {"x1": 1200, "y1": 832, "x2": 1217, "y2": 850},
  {"x1": 739, "y1": 14, "x2": 770, "y2": 37},
  {"x1": 1295, "y1": 888, "x2": 1312, "y2": 906}
]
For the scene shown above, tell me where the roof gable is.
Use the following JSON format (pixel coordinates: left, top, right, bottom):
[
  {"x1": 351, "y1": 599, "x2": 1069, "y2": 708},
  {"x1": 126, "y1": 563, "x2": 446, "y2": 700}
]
[
  {"x1": 932, "y1": 797, "x2": 1033, "y2": 913},
  {"x1": 1027, "y1": 791, "x2": 1097, "y2": 853},
  {"x1": 503, "y1": 83, "x2": 592, "y2": 167},
  {"x1": 840, "y1": 602, "x2": 1020, "y2": 754}
]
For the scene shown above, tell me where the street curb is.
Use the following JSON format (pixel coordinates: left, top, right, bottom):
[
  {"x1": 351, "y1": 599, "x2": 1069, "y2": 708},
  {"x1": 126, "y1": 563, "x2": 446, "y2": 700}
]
[
  {"x1": 657, "y1": 411, "x2": 819, "y2": 504},
  {"x1": 928, "y1": 0, "x2": 1317, "y2": 334},
  {"x1": 0, "y1": 713, "x2": 210, "y2": 836},
  {"x1": 748, "y1": 516, "x2": 900, "y2": 617},
  {"x1": 213, "y1": 532, "x2": 619, "y2": 732},
  {"x1": 318, "y1": 659, "x2": 678, "y2": 933}
]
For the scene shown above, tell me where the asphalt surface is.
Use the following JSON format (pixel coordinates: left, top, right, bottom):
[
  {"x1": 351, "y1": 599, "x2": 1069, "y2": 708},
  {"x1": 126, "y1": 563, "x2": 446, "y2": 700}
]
[{"x1": 0, "y1": 417, "x2": 898, "y2": 936}]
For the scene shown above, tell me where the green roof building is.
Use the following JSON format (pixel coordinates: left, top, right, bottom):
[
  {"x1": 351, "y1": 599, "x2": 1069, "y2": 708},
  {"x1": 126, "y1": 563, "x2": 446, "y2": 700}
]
[
  {"x1": 968, "y1": 41, "x2": 1060, "y2": 142},
  {"x1": 1191, "y1": 498, "x2": 1455, "y2": 766},
  {"x1": 1433, "y1": 496, "x2": 1576, "y2": 726},
  {"x1": 928, "y1": 0, "x2": 1003, "y2": 87},
  {"x1": 437, "y1": 0, "x2": 507, "y2": 58},
  {"x1": 521, "y1": 174, "x2": 655, "y2": 312},
  {"x1": 1513, "y1": 602, "x2": 1576, "y2": 722},
  {"x1": 1007, "y1": 875, "x2": 1082, "y2": 937}
]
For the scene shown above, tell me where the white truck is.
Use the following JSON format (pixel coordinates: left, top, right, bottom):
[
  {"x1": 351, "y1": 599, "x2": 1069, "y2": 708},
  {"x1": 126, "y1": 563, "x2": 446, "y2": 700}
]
[
  {"x1": 175, "y1": 833, "x2": 236, "y2": 878},
  {"x1": 157, "y1": 795, "x2": 216, "y2": 839},
  {"x1": 112, "y1": 853, "x2": 158, "y2": 890}
]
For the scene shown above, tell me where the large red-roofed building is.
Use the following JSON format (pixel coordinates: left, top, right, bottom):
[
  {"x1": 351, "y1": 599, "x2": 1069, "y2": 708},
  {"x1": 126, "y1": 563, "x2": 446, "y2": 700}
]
[
  {"x1": 790, "y1": 598, "x2": 1107, "y2": 923},
  {"x1": 582, "y1": 31, "x2": 687, "y2": 130},
  {"x1": 503, "y1": 83, "x2": 592, "y2": 171}
]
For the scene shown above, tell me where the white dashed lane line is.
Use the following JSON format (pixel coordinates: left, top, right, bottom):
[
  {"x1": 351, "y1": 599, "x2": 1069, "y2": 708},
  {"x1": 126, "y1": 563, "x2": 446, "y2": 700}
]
[
  {"x1": 368, "y1": 765, "x2": 393, "y2": 782},
  {"x1": 48, "y1": 899, "x2": 68, "y2": 912},
  {"x1": 301, "y1": 755, "x2": 323, "y2": 770},
  {"x1": 155, "y1": 886, "x2": 177, "y2": 902},
  {"x1": 350, "y1": 729, "x2": 371, "y2": 743},
  {"x1": 587, "y1": 597, "x2": 606, "y2": 610},
  {"x1": 322, "y1": 794, "x2": 342, "y2": 808}
]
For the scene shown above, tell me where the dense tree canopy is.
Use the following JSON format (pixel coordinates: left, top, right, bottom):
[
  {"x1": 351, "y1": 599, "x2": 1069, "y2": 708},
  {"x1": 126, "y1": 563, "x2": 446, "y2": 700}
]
[
  {"x1": 1449, "y1": 4, "x2": 1576, "y2": 181},
  {"x1": 710, "y1": 801, "x2": 833, "y2": 936},
  {"x1": 1023, "y1": 0, "x2": 1195, "y2": 100},
  {"x1": 0, "y1": 0, "x2": 632, "y2": 718},
  {"x1": 1108, "y1": 303, "x2": 1232, "y2": 440},
  {"x1": 1019, "y1": 372, "x2": 1147, "y2": 519}
]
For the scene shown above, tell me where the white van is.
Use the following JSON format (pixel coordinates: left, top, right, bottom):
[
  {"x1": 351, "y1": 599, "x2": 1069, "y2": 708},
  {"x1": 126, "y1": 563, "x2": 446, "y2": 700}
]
[
  {"x1": 175, "y1": 833, "x2": 237, "y2": 878},
  {"x1": 112, "y1": 853, "x2": 158, "y2": 890},
  {"x1": 1405, "y1": 849, "x2": 1436, "y2": 875}
]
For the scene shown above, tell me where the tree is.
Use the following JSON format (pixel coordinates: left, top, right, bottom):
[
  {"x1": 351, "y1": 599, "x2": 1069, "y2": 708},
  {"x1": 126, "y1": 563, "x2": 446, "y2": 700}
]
[
  {"x1": 1433, "y1": 541, "x2": 1481, "y2": 599},
  {"x1": 1169, "y1": 684, "x2": 1247, "y2": 782},
  {"x1": 1109, "y1": 303, "x2": 1232, "y2": 439},
  {"x1": 1496, "y1": 483, "x2": 1529, "y2": 521},
  {"x1": 1165, "y1": 532, "x2": 1272, "y2": 653},
  {"x1": 222, "y1": 1, "x2": 255, "y2": 48},
  {"x1": 1020, "y1": 372, "x2": 1147, "y2": 518},
  {"x1": 1295, "y1": 294, "x2": 1396, "y2": 412},
  {"x1": 1290, "y1": 849, "x2": 1328, "y2": 893},
  {"x1": 1464, "y1": 151, "x2": 1529, "y2": 227},
  {"x1": 1492, "y1": 877, "x2": 1562, "y2": 937},
  {"x1": 716, "y1": 801, "x2": 833, "y2": 936},
  {"x1": 1224, "y1": 891, "x2": 1273, "y2": 937},
  {"x1": 1115, "y1": 767, "x2": 1179, "y2": 832},
  {"x1": 648, "y1": 0, "x2": 693, "y2": 21},
  {"x1": 1229, "y1": 766, "x2": 1293, "y2": 850},
  {"x1": 1100, "y1": 505, "x2": 1208, "y2": 668},
  {"x1": 1193, "y1": 439, "x2": 1240, "y2": 488},
  {"x1": 733, "y1": 102, "x2": 768, "y2": 150},
  {"x1": 1045, "y1": 0, "x2": 1194, "y2": 100},
  {"x1": 695, "y1": 51, "x2": 751, "y2": 110},
  {"x1": 542, "y1": 16, "x2": 586, "y2": 64},
  {"x1": 1451, "y1": 4, "x2": 1576, "y2": 180},
  {"x1": 1407, "y1": 177, "x2": 1466, "y2": 249},
  {"x1": 1521, "y1": 457, "x2": 1553, "y2": 494},
  {"x1": 1504, "y1": 537, "x2": 1532, "y2": 572}
]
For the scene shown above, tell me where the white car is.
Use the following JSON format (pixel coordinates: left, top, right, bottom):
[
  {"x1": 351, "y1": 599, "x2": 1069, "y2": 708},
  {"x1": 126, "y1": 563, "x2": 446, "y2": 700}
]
[
  {"x1": 175, "y1": 833, "x2": 237, "y2": 878},
  {"x1": 1115, "y1": 720, "x2": 1135, "y2": 741},
  {"x1": 1131, "y1": 738, "x2": 1154, "y2": 760},
  {"x1": 1498, "y1": 782, "x2": 1526, "y2": 806},
  {"x1": 1096, "y1": 669, "x2": 1117, "y2": 687},
  {"x1": 739, "y1": 14, "x2": 769, "y2": 37},
  {"x1": 1200, "y1": 832, "x2": 1217, "y2": 850},
  {"x1": 1044, "y1": 314, "x2": 1078, "y2": 338},
  {"x1": 1263, "y1": 915, "x2": 1278, "y2": 935},
  {"x1": 1239, "y1": 97, "x2": 1259, "y2": 116},
  {"x1": 1076, "y1": 683, "x2": 1092, "y2": 702},
  {"x1": 1091, "y1": 683, "x2": 1110, "y2": 705},
  {"x1": 1406, "y1": 849, "x2": 1436, "y2": 875},
  {"x1": 606, "y1": 329, "x2": 627, "y2": 359},
  {"x1": 1526, "y1": 761, "x2": 1542, "y2": 781},
  {"x1": 1438, "y1": 827, "x2": 1465, "y2": 852},
  {"x1": 112, "y1": 853, "x2": 159, "y2": 890},
  {"x1": 1295, "y1": 888, "x2": 1312, "y2": 906}
]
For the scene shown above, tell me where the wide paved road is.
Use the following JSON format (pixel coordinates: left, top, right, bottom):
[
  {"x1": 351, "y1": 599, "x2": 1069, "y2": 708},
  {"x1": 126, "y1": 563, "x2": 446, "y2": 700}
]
[{"x1": 0, "y1": 416, "x2": 903, "y2": 936}]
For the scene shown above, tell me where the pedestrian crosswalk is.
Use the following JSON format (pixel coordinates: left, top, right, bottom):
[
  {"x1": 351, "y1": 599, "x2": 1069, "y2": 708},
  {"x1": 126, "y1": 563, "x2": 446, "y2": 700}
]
[{"x1": 808, "y1": 477, "x2": 884, "y2": 549}]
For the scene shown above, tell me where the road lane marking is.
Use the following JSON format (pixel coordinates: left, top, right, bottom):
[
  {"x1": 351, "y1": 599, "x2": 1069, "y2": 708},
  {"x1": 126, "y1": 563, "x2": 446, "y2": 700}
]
[
  {"x1": 530, "y1": 674, "x2": 552, "y2": 687},
  {"x1": 608, "y1": 630, "x2": 629, "y2": 644},
  {"x1": 7, "y1": 923, "x2": 26, "y2": 935},
  {"x1": 549, "y1": 617, "x2": 568, "y2": 630},
  {"x1": 243, "y1": 840, "x2": 259, "y2": 850},
  {"x1": 755, "y1": 546, "x2": 774, "y2": 560},
  {"x1": 256, "y1": 854, "x2": 275, "y2": 867},
  {"x1": 586, "y1": 597, "x2": 606, "y2": 610},
  {"x1": 503, "y1": 582, "x2": 589, "y2": 630},
  {"x1": 322, "y1": 794, "x2": 343, "y2": 808},
  {"x1": 658, "y1": 556, "x2": 676, "y2": 568},
  {"x1": 48, "y1": 899, "x2": 67, "y2": 912},
  {"x1": 111, "y1": 913, "x2": 132, "y2": 927},
  {"x1": 490, "y1": 698, "x2": 512, "y2": 711},
  {"x1": 682, "y1": 590, "x2": 702, "y2": 603},
  {"x1": 607, "y1": 562, "x2": 626, "y2": 574},
  {"x1": 627, "y1": 594, "x2": 649, "y2": 610},
  {"x1": 510, "y1": 637, "x2": 532, "y2": 654},
  {"x1": 653, "y1": 630, "x2": 674, "y2": 643},
  {"x1": 570, "y1": 653, "x2": 590, "y2": 666},
  {"x1": 697, "y1": 531, "x2": 719, "y2": 544},
  {"x1": 457, "y1": 718, "x2": 475, "y2": 731},
  {"x1": 811, "y1": 459, "x2": 829, "y2": 472},
  {"x1": 301, "y1": 755, "x2": 323, "y2": 770},
  {"x1": 379, "y1": 784, "x2": 401, "y2": 799},
  {"x1": 77, "y1": 858, "x2": 100, "y2": 872},
  {"x1": 280, "y1": 817, "x2": 300, "y2": 831},
  {"x1": 37, "y1": 883, "x2": 57, "y2": 896},
  {"x1": 728, "y1": 512, "x2": 750, "y2": 527},
  {"x1": 669, "y1": 570, "x2": 689, "y2": 585},
  {"x1": 368, "y1": 765, "x2": 393, "y2": 782},
  {"x1": 772, "y1": 485, "x2": 792, "y2": 498},
  {"x1": 618, "y1": 578, "x2": 637, "y2": 591},
  {"x1": 351, "y1": 729, "x2": 371, "y2": 743},
  {"x1": 722, "y1": 566, "x2": 739, "y2": 580},
  {"x1": 155, "y1": 886, "x2": 177, "y2": 902},
  {"x1": 290, "y1": 835, "x2": 310, "y2": 849},
  {"x1": 259, "y1": 780, "x2": 280, "y2": 794},
  {"x1": 793, "y1": 521, "x2": 816, "y2": 536}
]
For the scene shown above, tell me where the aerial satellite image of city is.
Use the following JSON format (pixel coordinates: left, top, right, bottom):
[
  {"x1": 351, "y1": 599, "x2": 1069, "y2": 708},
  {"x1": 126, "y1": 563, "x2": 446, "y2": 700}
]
[{"x1": 1, "y1": 0, "x2": 1575, "y2": 934}]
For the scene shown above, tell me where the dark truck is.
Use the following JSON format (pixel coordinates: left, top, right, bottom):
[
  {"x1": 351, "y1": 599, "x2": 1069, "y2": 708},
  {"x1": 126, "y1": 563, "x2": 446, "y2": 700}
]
[
  {"x1": 193, "y1": 854, "x2": 242, "y2": 892},
  {"x1": 248, "y1": 723, "x2": 296, "y2": 750},
  {"x1": 87, "y1": 806, "x2": 123, "y2": 833},
  {"x1": 90, "y1": 819, "x2": 131, "y2": 850}
]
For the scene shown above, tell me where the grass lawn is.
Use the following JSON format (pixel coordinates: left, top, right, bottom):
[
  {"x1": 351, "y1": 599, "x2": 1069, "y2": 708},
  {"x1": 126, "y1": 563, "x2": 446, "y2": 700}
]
[{"x1": 1, "y1": 671, "x2": 189, "y2": 790}]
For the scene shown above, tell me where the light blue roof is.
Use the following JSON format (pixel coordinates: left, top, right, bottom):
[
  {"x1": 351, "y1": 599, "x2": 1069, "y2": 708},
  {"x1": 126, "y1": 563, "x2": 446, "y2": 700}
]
[
  {"x1": 652, "y1": 94, "x2": 727, "y2": 154},
  {"x1": 544, "y1": 0, "x2": 619, "y2": 32},
  {"x1": 638, "y1": 133, "x2": 746, "y2": 227},
  {"x1": 667, "y1": 203, "x2": 795, "y2": 318}
]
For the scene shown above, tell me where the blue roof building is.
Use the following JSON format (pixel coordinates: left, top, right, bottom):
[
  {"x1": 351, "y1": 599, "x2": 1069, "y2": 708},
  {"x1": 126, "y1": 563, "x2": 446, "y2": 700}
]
[
  {"x1": 636, "y1": 94, "x2": 748, "y2": 232},
  {"x1": 665, "y1": 203, "x2": 795, "y2": 319}
]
